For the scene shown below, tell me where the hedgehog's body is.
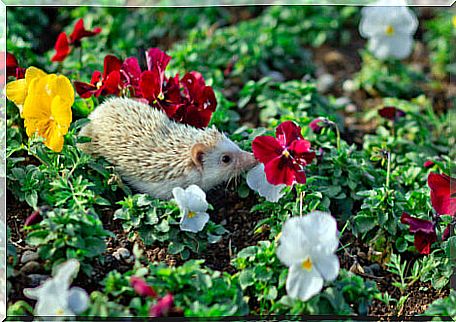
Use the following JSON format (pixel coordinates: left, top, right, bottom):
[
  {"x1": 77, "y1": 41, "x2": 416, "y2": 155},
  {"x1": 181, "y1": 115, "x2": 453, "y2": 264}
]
[{"x1": 79, "y1": 98, "x2": 257, "y2": 199}]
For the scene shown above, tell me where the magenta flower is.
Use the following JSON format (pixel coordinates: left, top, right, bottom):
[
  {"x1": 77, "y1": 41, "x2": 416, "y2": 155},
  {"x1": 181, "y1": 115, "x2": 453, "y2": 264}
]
[
  {"x1": 24, "y1": 210, "x2": 43, "y2": 226},
  {"x1": 130, "y1": 276, "x2": 157, "y2": 298},
  {"x1": 400, "y1": 212, "x2": 437, "y2": 255},
  {"x1": 252, "y1": 121, "x2": 315, "y2": 186},
  {"x1": 309, "y1": 117, "x2": 330, "y2": 134},
  {"x1": 428, "y1": 172, "x2": 456, "y2": 217},
  {"x1": 423, "y1": 160, "x2": 435, "y2": 168},
  {"x1": 149, "y1": 293, "x2": 174, "y2": 317}
]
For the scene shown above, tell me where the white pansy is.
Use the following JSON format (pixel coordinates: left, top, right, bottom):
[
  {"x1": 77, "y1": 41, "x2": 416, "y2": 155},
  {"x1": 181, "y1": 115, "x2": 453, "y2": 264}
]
[
  {"x1": 276, "y1": 211, "x2": 340, "y2": 301},
  {"x1": 359, "y1": 0, "x2": 418, "y2": 60},
  {"x1": 246, "y1": 164, "x2": 286, "y2": 202},
  {"x1": 24, "y1": 259, "x2": 89, "y2": 317},
  {"x1": 172, "y1": 185, "x2": 210, "y2": 233}
]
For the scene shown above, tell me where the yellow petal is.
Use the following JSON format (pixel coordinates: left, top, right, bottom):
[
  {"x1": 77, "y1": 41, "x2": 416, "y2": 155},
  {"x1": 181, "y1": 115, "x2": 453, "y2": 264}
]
[
  {"x1": 50, "y1": 75, "x2": 75, "y2": 106},
  {"x1": 6, "y1": 79, "x2": 27, "y2": 107},
  {"x1": 22, "y1": 77, "x2": 51, "y2": 120},
  {"x1": 45, "y1": 124, "x2": 64, "y2": 152},
  {"x1": 25, "y1": 67, "x2": 47, "y2": 84},
  {"x1": 51, "y1": 95, "x2": 72, "y2": 129}
]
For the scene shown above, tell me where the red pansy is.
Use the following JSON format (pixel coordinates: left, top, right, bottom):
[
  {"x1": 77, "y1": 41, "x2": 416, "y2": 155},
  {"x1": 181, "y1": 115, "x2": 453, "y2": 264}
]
[
  {"x1": 149, "y1": 293, "x2": 174, "y2": 317},
  {"x1": 423, "y1": 160, "x2": 435, "y2": 168},
  {"x1": 400, "y1": 212, "x2": 437, "y2": 255},
  {"x1": 6, "y1": 52, "x2": 25, "y2": 79},
  {"x1": 69, "y1": 18, "x2": 102, "y2": 45},
  {"x1": 51, "y1": 32, "x2": 71, "y2": 62},
  {"x1": 378, "y1": 106, "x2": 406, "y2": 121},
  {"x1": 130, "y1": 276, "x2": 157, "y2": 298},
  {"x1": 428, "y1": 172, "x2": 456, "y2": 216},
  {"x1": 252, "y1": 121, "x2": 315, "y2": 186},
  {"x1": 74, "y1": 55, "x2": 123, "y2": 98},
  {"x1": 120, "y1": 57, "x2": 142, "y2": 97},
  {"x1": 309, "y1": 117, "x2": 329, "y2": 134}
]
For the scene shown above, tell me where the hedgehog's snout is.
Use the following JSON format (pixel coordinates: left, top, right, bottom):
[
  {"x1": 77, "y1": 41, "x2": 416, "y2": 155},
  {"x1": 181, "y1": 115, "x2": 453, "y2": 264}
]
[{"x1": 238, "y1": 151, "x2": 258, "y2": 172}]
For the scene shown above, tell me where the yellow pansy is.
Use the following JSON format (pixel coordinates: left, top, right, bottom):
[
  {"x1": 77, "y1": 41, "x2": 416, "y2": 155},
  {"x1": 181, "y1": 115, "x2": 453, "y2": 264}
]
[{"x1": 6, "y1": 67, "x2": 74, "y2": 152}]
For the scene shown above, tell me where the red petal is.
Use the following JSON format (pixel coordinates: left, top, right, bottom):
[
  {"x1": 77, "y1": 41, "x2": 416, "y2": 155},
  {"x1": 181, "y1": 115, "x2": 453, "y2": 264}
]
[
  {"x1": 51, "y1": 32, "x2": 71, "y2": 62},
  {"x1": 103, "y1": 55, "x2": 122, "y2": 80},
  {"x1": 145, "y1": 48, "x2": 171, "y2": 72},
  {"x1": 264, "y1": 156, "x2": 296, "y2": 186},
  {"x1": 252, "y1": 136, "x2": 282, "y2": 164},
  {"x1": 130, "y1": 276, "x2": 157, "y2": 298},
  {"x1": 101, "y1": 71, "x2": 121, "y2": 96},
  {"x1": 6, "y1": 52, "x2": 18, "y2": 77},
  {"x1": 400, "y1": 212, "x2": 436, "y2": 234},
  {"x1": 90, "y1": 70, "x2": 102, "y2": 86},
  {"x1": 276, "y1": 121, "x2": 303, "y2": 147},
  {"x1": 428, "y1": 173, "x2": 456, "y2": 216},
  {"x1": 378, "y1": 106, "x2": 406, "y2": 121},
  {"x1": 423, "y1": 160, "x2": 435, "y2": 168},
  {"x1": 149, "y1": 293, "x2": 174, "y2": 317},
  {"x1": 24, "y1": 210, "x2": 43, "y2": 226},
  {"x1": 121, "y1": 57, "x2": 141, "y2": 83},
  {"x1": 69, "y1": 18, "x2": 102, "y2": 43},
  {"x1": 74, "y1": 81, "x2": 98, "y2": 98},
  {"x1": 309, "y1": 118, "x2": 326, "y2": 134},
  {"x1": 414, "y1": 231, "x2": 436, "y2": 255},
  {"x1": 140, "y1": 70, "x2": 162, "y2": 102}
]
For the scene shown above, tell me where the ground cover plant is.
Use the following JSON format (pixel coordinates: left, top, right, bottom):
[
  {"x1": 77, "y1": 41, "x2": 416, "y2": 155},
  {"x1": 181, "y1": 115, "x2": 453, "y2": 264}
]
[{"x1": 5, "y1": 2, "x2": 455, "y2": 319}]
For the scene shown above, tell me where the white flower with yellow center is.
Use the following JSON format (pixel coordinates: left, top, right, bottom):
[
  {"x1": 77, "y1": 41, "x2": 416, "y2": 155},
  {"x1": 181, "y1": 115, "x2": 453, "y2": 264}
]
[
  {"x1": 359, "y1": 0, "x2": 418, "y2": 60},
  {"x1": 246, "y1": 164, "x2": 286, "y2": 202},
  {"x1": 23, "y1": 259, "x2": 89, "y2": 318},
  {"x1": 276, "y1": 211, "x2": 340, "y2": 301},
  {"x1": 172, "y1": 185, "x2": 210, "y2": 233}
]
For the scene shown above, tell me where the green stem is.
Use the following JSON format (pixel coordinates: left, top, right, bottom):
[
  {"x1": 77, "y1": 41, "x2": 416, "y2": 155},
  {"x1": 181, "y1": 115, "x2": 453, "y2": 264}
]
[
  {"x1": 335, "y1": 123, "x2": 341, "y2": 152},
  {"x1": 79, "y1": 46, "x2": 83, "y2": 67},
  {"x1": 386, "y1": 151, "x2": 391, "y2": 188}
]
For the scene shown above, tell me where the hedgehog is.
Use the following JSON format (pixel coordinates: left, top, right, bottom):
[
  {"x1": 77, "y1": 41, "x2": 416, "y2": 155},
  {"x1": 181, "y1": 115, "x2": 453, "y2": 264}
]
[{"x1": 78, "y1": 97, "x2": 258, "y2": 199}]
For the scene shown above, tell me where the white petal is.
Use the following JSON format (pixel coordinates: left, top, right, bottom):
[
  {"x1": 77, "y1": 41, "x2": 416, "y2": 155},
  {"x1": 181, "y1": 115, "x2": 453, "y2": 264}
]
[
  {"x1": 313, "y1": 253, "x2": 340, "y2": 282},
  {"x1": 68, "y1": 287, "x2": 89, "y2": 314},
  {"x1": 247, "y1": 164, "x2": 286, "y2": 202},
  {"x1": 276, "y1": 217, "x2": 312, "y2": 267},
  {"x1": 172, "y1": 187, "x2": 188, "y2": 210},
  {"x1": 369, "y1": 34, "x2": 414, "y2": 60},
  {"x1": 185, "y1": 185, "x2": 208, "y2": 212},
  {"x1": 296, "y1": 211, "x2": 339, "y2": 253},
  {"x1": 54, "y1": 259, "x2": 80, "y2": 288},
  {"x1": 180, "y1": 212, "x2": 209, "y2": 233},
  {"x1": 286, "y1": 264, "x2": 324, "y2": 302}
]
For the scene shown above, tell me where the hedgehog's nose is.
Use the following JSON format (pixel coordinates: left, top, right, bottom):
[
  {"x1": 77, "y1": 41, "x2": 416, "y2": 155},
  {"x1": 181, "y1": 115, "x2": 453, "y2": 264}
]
[{"x1": 240, "y1": 152, "x2": 259, "y2": 171}]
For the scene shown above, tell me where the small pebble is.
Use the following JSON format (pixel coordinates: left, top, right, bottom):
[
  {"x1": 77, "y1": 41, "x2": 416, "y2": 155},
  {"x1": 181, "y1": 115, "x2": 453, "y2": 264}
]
[
  {"x1": 20, "y1": 261, "x2": 41, "y2": 274},
  {"x1": 28, "y1": 274, "x2": 49, "y2": 287},
  {"x1": 345, "y1": 104, "x2": 358, "y2": 113},
  {"x1": 317, "y1": 73, "x2": 335, "y2": 93},
  {"x1": 21, "y1": 250, "x2": 39, "y2": 264},
  {"x1": 113, "y1": 247, "x2": 131, "y2": 261},
  {"x1": 342, "y1": 79, "x2": 357, "y2": 93},
  {"x1": 266, "y1": 71, "x2": 285, "y2": 83}
]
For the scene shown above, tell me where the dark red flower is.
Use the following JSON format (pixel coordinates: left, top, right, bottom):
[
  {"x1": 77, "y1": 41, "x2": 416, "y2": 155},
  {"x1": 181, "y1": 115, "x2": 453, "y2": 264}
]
[
  {"x1": 378, "y1": 106, "x2": 406, "y2": 121},
  {"x1": 69, "y1": 18, "x2": 102, "y2": 45},
  {"x1": 74, "y1": 55, "x2": 123, "y2": 98},
  {"x1": 442, "y1": 224, "x2": 452, "y2": 241},
  {"x1": 149, "y1": 293, "x2": 174, "y2": 317},
  {"x1": 24, "y1": 210, "x2": 43, "y2": 226},
  {"x1": 121, "y1": 57, "x2": 142, "y2": 97},
  {"x1": 252, "y1": 121, "x2": 315, "y2": 186},
  {"x1": 428, "y1": 172, "x2": 456, "y2": 216},
  {"x1": 423, "y1": 160, "x2": 435, "y2": 168},
  {"x1": 401, "y1": 212, "x2": 437, "y2": 255},
  {"x1": 6, "y1": 53, "x2": 25, "y2": 79},
  {"x1": 51, "y1": 32, "x2": 71, "y2": 62},
  {"x1": 130, "y1": 276, "x2": 157, "y2": 298},
  {"x1": 309, "y1": 117, "x2": 329, "y2": 134},
  {"x1": 140, "y1": 48, "x2": 172, "y2": 103}
]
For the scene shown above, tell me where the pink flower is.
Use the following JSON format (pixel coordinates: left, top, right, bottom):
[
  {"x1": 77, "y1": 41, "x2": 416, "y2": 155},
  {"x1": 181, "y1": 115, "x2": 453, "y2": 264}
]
[
  {"x1": 149, "y1": 293, "x2": 174, "y2": 317},
  {"x1": 423, "y1": 160, "x2": 435, "y2": 168},
  {"x1": 130, "y1": 276, "x2": 157, "y2": 298},
  {"x1": 24, "y1": 210, "x2": 43, "y2": 226},
  {"x1": 309, "y1": 117, "x2": 330, "y2": 134},
  {"x1": 252, "y1": 121, "x2": 315, "y2": 186},
  {"x1": 428, "y1": 172, "x2": 456, "y2": 217},
  {"x1": 400, "y1": 212, "x2": 437, "y2": 255}
]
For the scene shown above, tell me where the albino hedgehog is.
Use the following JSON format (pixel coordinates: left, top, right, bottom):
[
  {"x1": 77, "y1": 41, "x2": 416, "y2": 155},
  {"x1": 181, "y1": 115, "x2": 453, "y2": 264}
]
[{"x1": 79, "y1": 97, "x2": 258, "y2": 199}]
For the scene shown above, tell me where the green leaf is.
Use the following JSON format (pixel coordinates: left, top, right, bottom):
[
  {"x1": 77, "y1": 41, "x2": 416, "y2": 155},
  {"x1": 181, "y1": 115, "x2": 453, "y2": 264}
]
[
  {"x1": 25, "y1": 191, "x2": 38, "y2": 209},
  {"x1": 26, "y1": 230, "x2": 50, "y2": 246},
  {"x1": 168, "y1": 242, "x2": 185, "y2": 254},
  {"x1": 239, "y1": 269, "x2": 255, "y2": 289},
  {"x1": 237, "y1": 246, "x2": 257, "y2": 259}
]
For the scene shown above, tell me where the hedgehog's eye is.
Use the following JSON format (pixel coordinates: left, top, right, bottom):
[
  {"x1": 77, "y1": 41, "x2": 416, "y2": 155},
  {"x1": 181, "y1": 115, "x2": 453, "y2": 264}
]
[{"x1": 221, "y1": 155, "x2": 231, "y2": 164}]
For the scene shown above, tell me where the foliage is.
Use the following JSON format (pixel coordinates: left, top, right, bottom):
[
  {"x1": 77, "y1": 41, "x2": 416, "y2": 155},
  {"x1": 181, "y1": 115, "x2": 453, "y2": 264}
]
[{"x1": 113, "y1": 194, "x2": 227, "y2": 260}]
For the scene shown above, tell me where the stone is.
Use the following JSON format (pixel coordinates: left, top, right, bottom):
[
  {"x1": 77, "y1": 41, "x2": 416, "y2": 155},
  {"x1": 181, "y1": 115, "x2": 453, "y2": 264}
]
[
  {"x1": 20, "y1": 261, "x2": 41, "y2": 274},
  {"x1": 21, "y1": 250, "x2": 39, "y2": 264},
  {"x1": 27, "y1": 274, "x2": 49, "y2": 287}
]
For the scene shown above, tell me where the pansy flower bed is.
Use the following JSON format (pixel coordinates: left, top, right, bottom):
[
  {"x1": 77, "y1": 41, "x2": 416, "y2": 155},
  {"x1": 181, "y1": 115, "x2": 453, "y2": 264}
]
[{"x1": 5, "y1": 3, "x2": 455, "y2": 319}]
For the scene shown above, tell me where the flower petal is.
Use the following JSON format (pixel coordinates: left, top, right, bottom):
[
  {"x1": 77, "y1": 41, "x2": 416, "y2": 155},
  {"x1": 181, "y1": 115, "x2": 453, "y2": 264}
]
[
  {"x1": 180, "y1": 212, "x2": 209, "y2": 233},
  {"x1": 6, "y1": 78, "x2": 27, "y2": 107},
  {"x1": 252, "y1": 136, "x2": 282, "y2": 165},
  {"x1": 276, "y1": 121, "x2": 303, "y2": 147},
  {"x1": 313, "y1": 253, "x2": 340, "y2": 282},
  {"x1": 146, "y1": 48, "x2": 171, "y2": 73},
  {"x1": 428, "y1": 172, "x2": 456, "y2": 216},
  {"x1": 264, "y1": 156, "x2": 296, "y2": 186},
  {"x1": 67, "y1": 287, "x2": 89, "y2": 314},
  {"x1": 51, "y1": 32, "x2": 71, "y2": 62},
  {"x1": 246, "y1": 164, "x2": 286, "y2": 202},
  {"x1": 185, "y1": 185, "x2": 208, "y2": 212},
  {"x1": 172, "y1": 187, "x2": 188, "y2": 210},
  {"x1": 51, "y1": 95, "x2": 72, "y2": 129},
  {"x1": 286, "y1": 263, "x2": 324, "y2": 301},
  {"x1": 277, "y1": 216, "x2": 312, "y2": 267}
]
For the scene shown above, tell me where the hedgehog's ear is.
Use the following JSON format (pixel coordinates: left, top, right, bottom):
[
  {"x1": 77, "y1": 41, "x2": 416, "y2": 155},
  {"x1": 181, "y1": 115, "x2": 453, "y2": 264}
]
[{"x1": 191, "y1": 143, "x2": 207, "y2": 170}]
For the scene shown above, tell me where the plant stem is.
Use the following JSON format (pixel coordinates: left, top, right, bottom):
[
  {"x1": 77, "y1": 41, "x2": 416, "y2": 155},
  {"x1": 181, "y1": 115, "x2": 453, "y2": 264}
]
[
  {"x1": 334, "y1": 123, "x2": 341, "y2": 152},
  {"x1": 386, "y1": 151, "x2": 391, "y2": 188},
  {"x1": 79, "y1": 46, "x2": 83, "y2": 67}
]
